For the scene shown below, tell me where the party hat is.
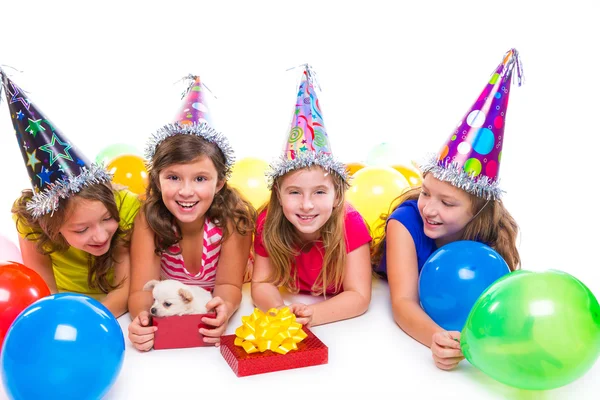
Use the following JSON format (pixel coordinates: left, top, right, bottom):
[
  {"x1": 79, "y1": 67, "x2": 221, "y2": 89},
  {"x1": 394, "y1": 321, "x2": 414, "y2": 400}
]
[
  {"x1": 267, "y1": 64, "x2": 348, "y2": 188},
  {"x1": 0, "y1": 69, "x2": 111, "y2": 217},
  {"x1": 420, "y1": 48, "x2": 523, "y2": 200},
  {"x1": 145, "y1": 75, "x2": 234, "y2": 175}
]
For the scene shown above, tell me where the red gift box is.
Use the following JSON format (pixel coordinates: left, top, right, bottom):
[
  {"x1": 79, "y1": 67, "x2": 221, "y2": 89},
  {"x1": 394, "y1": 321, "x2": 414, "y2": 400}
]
[
  {"x1": 152, "y1": 313, "x2": 215, "y2": 350},
  {"x1": 220, "y1": 328, "x2": 328, "y2": 377}
]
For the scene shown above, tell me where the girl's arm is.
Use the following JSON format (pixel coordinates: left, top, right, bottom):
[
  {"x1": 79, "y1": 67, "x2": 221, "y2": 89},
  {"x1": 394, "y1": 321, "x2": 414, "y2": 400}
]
[
  {"x1": 250, "y1": 253, "x2": 286, "y2": 310},
  {"x1": 305, "y1": 242, "x2": 372, "y2": 326},
  {"x1": 128, "y1": 210, "x2": 161, "y2": 319},
  {"x1": 100, "y1": 244, "x2": 130, "y2": 318},
  {"x1": 386, "y1": 220, "x2": 463, "y2": 370},
  {"x1": 386, "y1": 219, "x2": 441, "y2": 346},
  {"x1": 200, "y1": 225, "x2": 252, "y2": 344},
  {"x1": 18, "y1": 235, "x2": 58, "y2": 293},
  {"x1": 127, "y1": 210, "x2": 161, "y2": 351}
]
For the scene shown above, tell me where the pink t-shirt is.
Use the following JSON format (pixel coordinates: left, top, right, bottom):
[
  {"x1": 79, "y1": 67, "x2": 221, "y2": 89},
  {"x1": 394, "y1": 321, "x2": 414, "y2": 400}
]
[
  {"x1": 160, "y1": 217, "x2": 222, "y2": 291},
  {"x1": 254, "y1": 204, "x2": 372, "y2": 295}
]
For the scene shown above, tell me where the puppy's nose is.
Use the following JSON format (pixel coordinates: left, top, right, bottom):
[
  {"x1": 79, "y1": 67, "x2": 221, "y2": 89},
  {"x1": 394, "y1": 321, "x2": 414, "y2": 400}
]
[{"x1": 150, "y1": 307, "x2": 157, "y2": 315}]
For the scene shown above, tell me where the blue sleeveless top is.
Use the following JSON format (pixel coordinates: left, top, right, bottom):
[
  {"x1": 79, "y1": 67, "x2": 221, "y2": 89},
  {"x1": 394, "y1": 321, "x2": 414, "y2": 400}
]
[{"x1": 375, "y1": 200, "x2": 437, "y2": 276}]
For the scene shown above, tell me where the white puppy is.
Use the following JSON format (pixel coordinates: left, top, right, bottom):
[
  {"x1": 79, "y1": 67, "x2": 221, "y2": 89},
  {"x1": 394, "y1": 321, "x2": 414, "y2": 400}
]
[{"x1": 143, "y1": 279, "x2": 212, "y2": 317}]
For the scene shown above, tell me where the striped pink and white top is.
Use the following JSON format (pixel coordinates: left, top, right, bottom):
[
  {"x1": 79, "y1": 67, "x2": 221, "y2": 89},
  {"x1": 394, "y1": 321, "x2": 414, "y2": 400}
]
[{"x1": 160, "y1": 218, "x2": 223, "y2": 290}]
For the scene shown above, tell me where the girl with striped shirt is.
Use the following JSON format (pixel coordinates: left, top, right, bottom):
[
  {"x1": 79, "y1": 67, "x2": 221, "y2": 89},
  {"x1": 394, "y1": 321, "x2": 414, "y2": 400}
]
[{"x1": 127, "y1": 131, "x2": 255, "y2": 351}]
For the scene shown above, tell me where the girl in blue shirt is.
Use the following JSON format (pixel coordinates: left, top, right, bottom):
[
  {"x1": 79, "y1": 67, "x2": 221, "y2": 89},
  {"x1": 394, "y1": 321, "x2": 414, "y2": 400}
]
[{"x1": 371, "y1": 48, "x2": 523, "y2": 371}]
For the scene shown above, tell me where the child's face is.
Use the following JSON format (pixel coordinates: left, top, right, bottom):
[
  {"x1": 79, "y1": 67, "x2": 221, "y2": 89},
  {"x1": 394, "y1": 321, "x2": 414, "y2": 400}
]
[
  {"x1": 59, "y1": 198, "x2": 119, "y2": 257},
  {"x1": 278, "y1": 167, "x2": 337, "y2": 242},
  {"x1": 417, "y1": 174, "x2": 474, "y2": 246},
  {"x1": 158, "y1": 156, "x2": 224, "y2": 226}
]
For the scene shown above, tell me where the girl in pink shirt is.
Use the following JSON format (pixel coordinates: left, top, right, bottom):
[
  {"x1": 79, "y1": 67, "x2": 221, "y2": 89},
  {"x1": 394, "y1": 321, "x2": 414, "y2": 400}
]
[
  {"x1": 127, "y1": 76, "x2": 256, "y2": 351},
  {"x1": 251, "y1": 65, "x2": 372, "y2": 327}
]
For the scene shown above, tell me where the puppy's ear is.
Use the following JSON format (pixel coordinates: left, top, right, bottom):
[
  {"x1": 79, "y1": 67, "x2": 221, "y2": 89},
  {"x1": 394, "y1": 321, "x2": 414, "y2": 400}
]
[
  {"x1": 143, "y1": 279, "x2": 160, "y2": 292},
  {"x1": 178, "y1": 288, "x2": 193, "y2": 303}
]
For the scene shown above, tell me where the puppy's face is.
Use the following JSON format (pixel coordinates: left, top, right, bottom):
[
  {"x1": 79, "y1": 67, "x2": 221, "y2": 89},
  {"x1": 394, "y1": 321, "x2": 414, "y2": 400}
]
[{"x1": 143, "y1": 279, "x2": 199, "y2": 317}]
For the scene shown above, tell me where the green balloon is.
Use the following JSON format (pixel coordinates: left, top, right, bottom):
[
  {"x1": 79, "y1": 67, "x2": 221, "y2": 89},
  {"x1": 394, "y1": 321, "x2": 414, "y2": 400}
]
[
  {"x1": 95, "y1": 143, "x2": 142, "y2": 166},
  {"x1": 365, "y1": 142, "x2": 396, "y2": 166},
  {"x1": 461, "y1": 270, "x2": 600, "y2": 390}
]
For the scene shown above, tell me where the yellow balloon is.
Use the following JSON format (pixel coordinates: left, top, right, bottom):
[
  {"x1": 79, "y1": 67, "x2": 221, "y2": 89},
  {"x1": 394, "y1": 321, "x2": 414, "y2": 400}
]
[
  {"x1": 107, "y1": 154, "x2": 148, "y2": 196},
  {"x1": 228, "y1": 157, "x2": 270, "y2": 210},
  {"x1": 392, "y1": 164, "x2": 423, "y2": 187},
  {"x1": 346, "y1": 166, "x2": 410, "y2": 238}
]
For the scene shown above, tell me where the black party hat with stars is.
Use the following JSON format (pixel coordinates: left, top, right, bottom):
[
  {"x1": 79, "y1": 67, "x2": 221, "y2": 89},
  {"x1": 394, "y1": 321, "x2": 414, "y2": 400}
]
[{"x1": 1, "y1": 69, "x2": 111, "y2": 217}]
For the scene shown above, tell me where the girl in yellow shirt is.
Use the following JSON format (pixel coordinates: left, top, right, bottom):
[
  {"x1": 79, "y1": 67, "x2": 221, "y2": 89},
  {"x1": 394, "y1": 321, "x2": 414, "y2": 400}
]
[{"x1": 2, "y1": 69, "x2": 140, "y2": 317}]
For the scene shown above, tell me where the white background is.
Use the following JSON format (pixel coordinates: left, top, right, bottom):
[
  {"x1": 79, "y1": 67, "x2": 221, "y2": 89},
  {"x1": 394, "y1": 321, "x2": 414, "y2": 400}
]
[{"x1": 1, "y1": 0, "x2": 599, "y2": 398}]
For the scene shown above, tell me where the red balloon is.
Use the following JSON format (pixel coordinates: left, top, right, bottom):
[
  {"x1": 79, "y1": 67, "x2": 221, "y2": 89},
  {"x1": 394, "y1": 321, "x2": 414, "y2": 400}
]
[{"x1": 0, "y1": 261, "x2": 51, "y2": 347}]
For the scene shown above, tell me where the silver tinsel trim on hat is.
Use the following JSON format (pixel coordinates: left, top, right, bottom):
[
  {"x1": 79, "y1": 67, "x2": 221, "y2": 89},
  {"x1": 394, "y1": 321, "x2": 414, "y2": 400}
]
[
  {"x1": 266, "y1": 152, "x2": 349, "y2": 189},
  {"x1": 144, "y1": 122, "x2": 235, "y2": 176},
  {"x1": 27, "y1": 163, "x2": 113, "y2": 217},
  {"x1": 419, "y1": 154, "x2": 503, "y2": 200}
]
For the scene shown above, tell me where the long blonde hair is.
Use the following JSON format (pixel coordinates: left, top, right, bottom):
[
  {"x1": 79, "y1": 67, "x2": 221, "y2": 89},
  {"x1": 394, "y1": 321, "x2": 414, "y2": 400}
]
[
  {"x1": 12, "y1": 182, "x2": 131, "y2": 293},
  {"x1": 371, "y1": 173, "x2": 521, "y2": 271},
  {"x1": 259, "y1": 167, "x2": 347, "y2": 295}
]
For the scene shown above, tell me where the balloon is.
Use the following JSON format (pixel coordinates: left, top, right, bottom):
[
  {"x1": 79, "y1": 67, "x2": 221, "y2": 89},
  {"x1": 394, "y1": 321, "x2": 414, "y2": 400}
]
[
  {"x1": 346, "y1": 166, "x2": 410, "y2": 238},
  {"x1": 107, "y1": 154, "x2": 148, "y2": 196},
  {"x1": 1, "y1": 293, "x2": 125, "y2": 400},
  {"x1": 461, "y1": 270, "x2": 600, "y2": 390},
  {"x1": 346, "y1": 162, "x2": 366, "y2": 176},
  {"x1": 0, "y1": 233, "x2": 23, "y2": 264},
  {"x1": 0, "y1": 261, "x2": 50, "y2": 347},
  {"x1": 365, "y1": 142, "x2": 397, "y2": 166},
  {"x1": 95, "y1": 143, "x2": 142, "y2": 166},
  {"x1": 418, "y1": 240, "x2": 510, "y2": 331},
  {"x1": 228, "y1": 157, "x2": 270, "y2": 210},
  {"x1": 391, "y1": 164, "x2": 423, "y2": 187}
]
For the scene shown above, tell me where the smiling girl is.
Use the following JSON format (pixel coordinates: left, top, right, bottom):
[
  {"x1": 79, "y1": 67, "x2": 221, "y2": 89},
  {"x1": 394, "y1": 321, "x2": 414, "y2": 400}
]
[
  {"x1": 127, "y1": 76, "x2": 255, "y2": 351},
  {"x1": 3, "y1": 69, "x2": 140, "y2": 318},
  {"x1": 371, "y1": 49, "x2": 523, "y2": 371},
  {"x1": 251, "y1": 65, "x2": 372, "y2": 327}
]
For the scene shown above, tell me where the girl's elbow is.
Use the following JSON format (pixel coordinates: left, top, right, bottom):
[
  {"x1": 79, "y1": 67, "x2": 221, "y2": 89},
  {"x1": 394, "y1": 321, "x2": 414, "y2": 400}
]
[
  {"x1": 353, "y1": 292, "x2": 371, "y2": 316},
  {"x1": 112, "y1": 306, "x2": 128, "y2": 319},
  {"x1": 360, "y1": 296, "x2": 371, "y2": 315},
  {"x1": 356, "y1": 302, "x2": 369, "y2": 317}
]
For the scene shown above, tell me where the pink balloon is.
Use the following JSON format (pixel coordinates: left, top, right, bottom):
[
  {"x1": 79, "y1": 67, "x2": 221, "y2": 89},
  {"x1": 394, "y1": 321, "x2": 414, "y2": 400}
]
[{"x1": 0, "y1": 233, "x2": 23, "y2": 264}]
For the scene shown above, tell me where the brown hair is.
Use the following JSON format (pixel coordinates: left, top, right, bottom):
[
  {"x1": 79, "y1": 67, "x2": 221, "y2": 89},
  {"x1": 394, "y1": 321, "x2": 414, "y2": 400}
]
[
  {"x1": 259, "y1": 166, "x2": 347, "y2": 295},
  {"x1": 12, "y1": 182, "x2": 130, "y2": 293},
  {"x1": 371, "y1": 173, "x2": 521, "y2": 271},
  {"x1": 144, "y1": 134, "x2": 256, "y2": 254}
]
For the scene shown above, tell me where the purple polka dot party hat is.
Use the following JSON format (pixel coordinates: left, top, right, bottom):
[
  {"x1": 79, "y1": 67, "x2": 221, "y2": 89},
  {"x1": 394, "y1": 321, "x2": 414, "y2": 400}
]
[
  {"x1": 267, "y1": 64, "x2": 348, "y2": 189},
  {"x1": 145, "y1": 75, "x2": 235, "y2": 176},
  {"x1": 420, "y1": 48, "x2": 523, "y2": 200},
  {"x1": 0, "y1": 68, "x2": 111, "y2": 217}
]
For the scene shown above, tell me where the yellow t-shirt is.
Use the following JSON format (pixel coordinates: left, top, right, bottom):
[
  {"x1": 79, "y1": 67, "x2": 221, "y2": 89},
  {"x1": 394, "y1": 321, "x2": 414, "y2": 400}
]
[{"x1": 14, "y1": 189, "x2": 141, "y2": 300}]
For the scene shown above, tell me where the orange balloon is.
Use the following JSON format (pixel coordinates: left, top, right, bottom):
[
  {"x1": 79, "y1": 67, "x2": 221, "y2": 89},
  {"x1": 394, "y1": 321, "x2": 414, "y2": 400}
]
[
  {"x1": 392, "y1": 164, "x2": 423, "y2": 187},
  {"x1": 346, "y1": 162, "x2": 366, "y2": 176},
  {"x1": 107, "y1": 154, "x2": 148, "y2": 195}
]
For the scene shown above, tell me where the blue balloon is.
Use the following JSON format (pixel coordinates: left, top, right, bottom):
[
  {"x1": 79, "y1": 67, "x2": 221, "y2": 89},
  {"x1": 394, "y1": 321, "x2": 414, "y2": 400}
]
[
  {"x1": 418, "y1": 240, "x2": 510, "y2": 332},
  {"x1": 1, "y1": 293, "x2": 124, "y2": 400}
]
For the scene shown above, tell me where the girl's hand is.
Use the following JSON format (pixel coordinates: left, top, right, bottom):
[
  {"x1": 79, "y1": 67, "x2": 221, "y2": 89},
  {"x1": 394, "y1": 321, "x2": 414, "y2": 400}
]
[
  {"x1": 288, "y1": 303, "x2": 314, "y2": 327},
  {"x1": 431, "y1": 331, "x2": 464, "y2": 370},
  {"x1": 200, "y1": 296, "x2": 231, "y2": 346},
  {"x1": 128, "y1": 311, "x2": 156, "y2": 352}
]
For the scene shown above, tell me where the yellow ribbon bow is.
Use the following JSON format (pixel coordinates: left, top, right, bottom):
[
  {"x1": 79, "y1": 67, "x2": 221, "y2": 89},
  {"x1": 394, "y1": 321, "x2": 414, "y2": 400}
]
[{"x1": 234, "y1": 307, "x2": 308, "y2": 355}]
